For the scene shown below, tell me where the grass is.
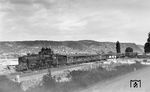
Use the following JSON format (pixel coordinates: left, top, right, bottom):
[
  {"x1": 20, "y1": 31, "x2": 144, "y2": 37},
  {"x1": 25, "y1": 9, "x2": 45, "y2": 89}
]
[
  {"x1": 0, "y1": 76, "x2": 22, "y2": 92},
  {"x1": 28, "y1": 63, "x2": 146, "y2": 92}
]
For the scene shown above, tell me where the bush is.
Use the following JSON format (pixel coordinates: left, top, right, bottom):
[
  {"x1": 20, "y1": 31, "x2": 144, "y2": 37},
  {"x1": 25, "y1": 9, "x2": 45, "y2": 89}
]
[
  {"x1": 0, "y1": 76, "x2": 22, "y2": 92},
  {"x1": 125, "y1": 47, "x2": 133, "y2": 53}
]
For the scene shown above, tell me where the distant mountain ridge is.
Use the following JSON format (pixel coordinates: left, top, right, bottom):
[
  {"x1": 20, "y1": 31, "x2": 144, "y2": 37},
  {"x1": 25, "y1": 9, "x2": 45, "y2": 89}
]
[{"x1": 0, "y1": 40, "x2": 144, "y2": 56}]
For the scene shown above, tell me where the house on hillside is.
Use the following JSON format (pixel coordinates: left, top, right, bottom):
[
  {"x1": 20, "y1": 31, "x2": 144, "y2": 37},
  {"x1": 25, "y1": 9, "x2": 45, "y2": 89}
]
[
  {"x1": 103, "y1": 53, "x2": 117, "y2": 59},
  {"x1": 102, "y1": 53, "x2": 117, "y2": 64}
]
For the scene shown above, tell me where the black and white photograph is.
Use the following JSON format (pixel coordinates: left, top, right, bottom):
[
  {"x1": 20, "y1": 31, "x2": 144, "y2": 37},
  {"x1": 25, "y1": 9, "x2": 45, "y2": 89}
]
[{"x1": 0, "y1": 0, "x2": 150, "y2": 92}]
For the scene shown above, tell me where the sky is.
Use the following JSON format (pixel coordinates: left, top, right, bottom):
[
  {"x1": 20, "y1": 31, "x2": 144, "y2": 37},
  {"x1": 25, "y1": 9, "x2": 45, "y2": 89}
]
[{"x1": 0, "y1": 0, "x2": 150, "y2": 45}]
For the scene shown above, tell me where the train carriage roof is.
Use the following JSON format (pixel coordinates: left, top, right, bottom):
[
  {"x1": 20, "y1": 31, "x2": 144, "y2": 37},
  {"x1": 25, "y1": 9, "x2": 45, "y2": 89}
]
[
  {"x1": 54, "y1": 53, "x2": 100, "y2": 57},
  {"x1": 65, "y1": 54, "x2": 99, "y2": 57}
]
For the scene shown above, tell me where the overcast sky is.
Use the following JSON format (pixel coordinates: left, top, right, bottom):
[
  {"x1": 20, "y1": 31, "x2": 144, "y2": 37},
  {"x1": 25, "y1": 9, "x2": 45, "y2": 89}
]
[{"x1": 0, "y1": 0, "x2": 150, "y2": 45}]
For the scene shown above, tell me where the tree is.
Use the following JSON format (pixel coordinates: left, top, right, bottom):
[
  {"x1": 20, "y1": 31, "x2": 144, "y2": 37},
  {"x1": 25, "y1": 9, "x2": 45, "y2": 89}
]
[
  {"x1": 125, "y1": 47, "x2": 137, "y2": 58},
  {"x1": 116, "y1": 41, "x2": 121, "y2": 53},
  {"x1": 144, "y1": 32, "x2": 150, "y2": 53},
  {"x1": 144, "y1": 43, "x2": 150, "y2": 53},
  {"x1": 125, "y1": 47, "x2": 133, "y2": 53}
]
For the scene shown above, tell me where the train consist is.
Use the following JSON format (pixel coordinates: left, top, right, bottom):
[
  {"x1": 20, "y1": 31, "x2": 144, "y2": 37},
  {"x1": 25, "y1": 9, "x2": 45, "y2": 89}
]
[
  {"x1": 16, "y1": 48, "x2": 104, "y2": 71},
  {"x1": 16, "y1": 47, "x2": 145, "y2": 71}
]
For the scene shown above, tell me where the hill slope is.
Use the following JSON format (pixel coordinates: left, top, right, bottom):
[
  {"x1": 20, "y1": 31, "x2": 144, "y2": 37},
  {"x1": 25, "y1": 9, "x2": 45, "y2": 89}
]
[{"x1": 0, "y1": 40, "x2": 143, "y2": 56}]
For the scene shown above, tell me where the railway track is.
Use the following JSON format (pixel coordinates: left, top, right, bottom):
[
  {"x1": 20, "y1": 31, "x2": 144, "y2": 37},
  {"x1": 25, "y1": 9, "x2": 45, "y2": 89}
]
[{"x1": 7, "y1": 62, "x2": 102, "y2": 82}]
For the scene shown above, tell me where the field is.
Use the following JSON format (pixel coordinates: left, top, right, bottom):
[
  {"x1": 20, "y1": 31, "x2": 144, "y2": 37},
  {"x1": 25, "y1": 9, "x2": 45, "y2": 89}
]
[
  {"x1": 10, "y1": 62, "x2": 144, "y2": 92},
  {"x1": 34, "y1": 63, "x2": 146, "y2": 92},
  {"x1": 0, "y1": 59, "x2": 148, "y2": 92}
]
